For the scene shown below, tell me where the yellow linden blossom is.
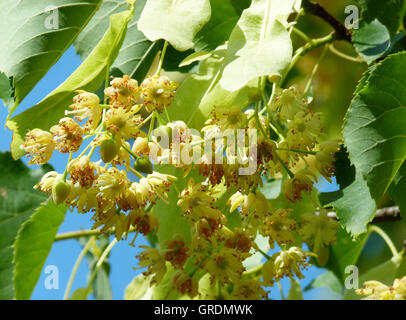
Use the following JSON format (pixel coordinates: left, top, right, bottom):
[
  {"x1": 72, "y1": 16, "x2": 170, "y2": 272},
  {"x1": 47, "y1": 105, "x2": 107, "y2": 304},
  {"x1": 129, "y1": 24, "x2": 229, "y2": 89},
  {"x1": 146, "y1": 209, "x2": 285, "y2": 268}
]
[
  {"x1": 282, "y1": 170, "x2": 317, "y2": 203},
  {"x1": 125, "y1": 209, "x2": 159, "y2": 245},
  {"x1": 104, "y1": 105, "x2": 143, "y2": 141},
  {"x1": 177, "y1": 178, "x2": 223, "y2": 222},
  {"x1": 314, "y1": 141, "x2": 340, "y2": 183},
  {"x1": 162, "y1": 234, "x2": 189, "y2": 268},
  {"x1": 245, "y1": 109, "x2": 268, "y2": 130},
  {"x1": 261, "y1": 209, "x2": 297, "y2": 249},
  {"x1": 91, "y1": 208, "x2": 127, "y2": 240},
  {"x1": 356, "y1": 277, "x2": 406, "y2": 300},
  {"x1": 208, "y1": 106, "x2": 248, "y2": 131},
  {"x1": 66, "y1": 91, "x2": 102, "y2": 132},
  {"x1": 300, "y1": 211, "x2": 339, "y2": 253},
  {"x1": 228, "y1": 191, "x2": 272, "y2": 218},
  {"x1": 113, "y1": 141, "x2": 132, "y2": 171},
  {"x1": 170, "y1": 270, "x2": 199, "y2": 298},
  {"x1": 50, "y1": 117, "x2": 84, "y2": 153},
  {"x1": 104, "y1": 75, "x2": 140, "y2": 108},
  {"x1": 34, "y1": 171, "x2": 62, "y2": 193},
  {"x1": 204, "y1": 247, "x2": 245, "y2": 284},
  {"x1": 136, "y1": 245, "x2": 167, "y2": 285},
  {"x1": 97, "y1": 167, "x2": 130, "y2": 201},
  {"x1": 286, "y1": 111, "x2": 323, "y2": 150},
  {"x1": 22, "y1": 128, "x2": 55, "y2": 165},
  {"x1": 68, "y1": 156, "x2": 99, "y2": 188},
  {"x1": 223, "y1": 163, "x2": 262, "y2": 194},
  {"x1": 273, "y1": 87, "x2": 307, "y2": 120},
  {"x1": 140, "y1": 75, "x2": 179, "y2": 112},
  {"x1": 232, "y1": 279, "x2": 268, "y2": 300},
  {"x1": 262, "y1": 247, "x2": 312, "y2": 284},
  {"x1": 66, "y1": 184, "x2": 98, "y2": 214}
]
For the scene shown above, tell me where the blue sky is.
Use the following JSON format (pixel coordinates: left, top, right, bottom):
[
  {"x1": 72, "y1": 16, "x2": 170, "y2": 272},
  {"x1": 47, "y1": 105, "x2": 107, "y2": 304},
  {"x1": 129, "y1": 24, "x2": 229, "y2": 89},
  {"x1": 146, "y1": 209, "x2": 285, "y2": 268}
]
[{"x1": 0, "y1": 46, "x2": 340, "y2": 300}]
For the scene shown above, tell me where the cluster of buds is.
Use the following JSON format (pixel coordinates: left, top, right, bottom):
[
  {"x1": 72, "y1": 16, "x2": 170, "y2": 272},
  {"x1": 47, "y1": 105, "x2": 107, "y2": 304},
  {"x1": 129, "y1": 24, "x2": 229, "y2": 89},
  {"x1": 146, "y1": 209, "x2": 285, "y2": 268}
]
[{"x1": 23, "y1": 69, "x2": 341, "y2": 300}]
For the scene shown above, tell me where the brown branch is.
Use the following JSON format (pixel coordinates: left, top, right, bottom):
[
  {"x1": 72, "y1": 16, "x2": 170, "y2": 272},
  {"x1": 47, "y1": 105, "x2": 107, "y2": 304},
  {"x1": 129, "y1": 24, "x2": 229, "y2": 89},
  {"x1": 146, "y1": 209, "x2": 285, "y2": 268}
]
[
  {"x1": 302, "y1": 0, "x2": 352, "y2": 43},
  {"x1": 326, "y1": 206, "x2": 402, "y2": 224}
]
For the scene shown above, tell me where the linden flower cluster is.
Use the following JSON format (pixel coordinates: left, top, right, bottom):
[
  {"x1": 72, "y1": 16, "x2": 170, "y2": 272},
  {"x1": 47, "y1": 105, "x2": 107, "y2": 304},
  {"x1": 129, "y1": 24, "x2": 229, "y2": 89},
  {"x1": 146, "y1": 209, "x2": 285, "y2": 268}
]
[
  {"x1": 23, "y1": 74, "x2": 179, "y2": 246},
  {"x1": 23, "y1": 69, "x2": 340, "y2": 300}
]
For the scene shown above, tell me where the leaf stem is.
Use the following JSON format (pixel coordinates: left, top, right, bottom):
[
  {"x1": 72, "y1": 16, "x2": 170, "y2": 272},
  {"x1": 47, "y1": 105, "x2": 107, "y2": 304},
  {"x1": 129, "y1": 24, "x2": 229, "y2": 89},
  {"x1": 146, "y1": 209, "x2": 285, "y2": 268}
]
[
  {"x1": 303, "y1": 44, "x2": 329, "y2": 96},
  {"x1": 63, "y1": 236, "x2": 96, "y2": 300},
  {"x1": 157, "y1": 41, "x2": 168, "y2": 76},
  {"x1": 369, "y1": 225, "x2": 400, "y2": 259},
  {"x1": 84, "y1": 238, "x2": 118, "y2": 298}
]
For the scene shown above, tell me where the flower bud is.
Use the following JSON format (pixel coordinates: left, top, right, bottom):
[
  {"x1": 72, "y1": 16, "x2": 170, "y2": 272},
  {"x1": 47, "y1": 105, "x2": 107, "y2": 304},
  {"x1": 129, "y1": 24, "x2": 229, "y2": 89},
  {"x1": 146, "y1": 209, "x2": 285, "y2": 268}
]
[
  {"x1": 52, "y1": 180, "x2": 71, "y2": 205},
  {"x1": 100, "y1": 139, "x2": 120, "y2": 163},
  {"x1": 134, "y1": 155, "x2": 153, "y2": 174}
]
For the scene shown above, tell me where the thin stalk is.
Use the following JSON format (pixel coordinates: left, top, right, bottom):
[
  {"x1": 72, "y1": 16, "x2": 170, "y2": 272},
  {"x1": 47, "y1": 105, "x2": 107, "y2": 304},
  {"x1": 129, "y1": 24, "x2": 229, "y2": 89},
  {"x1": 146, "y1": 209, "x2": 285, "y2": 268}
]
[
  {"x1": 276, "y1": 148, "x2": 317, "y2": 155},
  {"x1": 303, "y1": 44, "x2": 329, "y2": 96},
  {"x1": 369, "y1": 225, "x2": 400, "y2": 259},
  {"x1": 329, "y1": 44, "x2": 364, "y2": 63},
  {"x1": 157, "y1": 41, "x2": 168, "y2": 76},
  {"x1": 84, "y1": 238, "x2": 118, "y2": 298},
  {"x1": 63, "y1": 236, "x2": 96, "y2": 300}
]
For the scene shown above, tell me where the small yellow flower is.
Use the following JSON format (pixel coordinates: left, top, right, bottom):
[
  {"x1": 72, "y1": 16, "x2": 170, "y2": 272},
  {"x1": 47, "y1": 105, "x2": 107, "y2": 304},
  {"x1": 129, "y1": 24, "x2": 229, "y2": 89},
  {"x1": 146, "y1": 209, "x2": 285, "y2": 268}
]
[
  {"x1": 177, "y1": 178, "x2": 222, "y2": 222},
  {"x1": 170, "y1": 270, "x2": 199, "y2": 298},
  {"x1": 68, "y1": 156, "x2": 99, "y2": 188},
  {"x1": 232, "y1": 279, "x2": 268, "y2": 300},
  {"x1": 104, "y1": 75, "x2": 140, "y2": 108},
  {"x1": 314, "y1": 141, "x2": 340, "y2": 182},
  {"x1": 261, "y1": 209, "x2": 297, "y2": 249},
  {"x1": 140, "y1": 75, "x2": 178, "y2": 112},
  {"x1": 204, "y1": 247, "x2": 245, "y2": 284},
  {"x1": 282, "y1": 170, "x2": 316, "y2": 202},
  {"x1": 35, "y1": 171, "x2": 62, "y2": 193},
  {"x1": 208, "y1": 106, "x2": 247, "y2": 131},
  {"x1": 162, "y1": 234, "x2": 189, "y2": 268},
  {"x1": 262, "y1": 247, "x2": 311, "y2": 284},
  {"x1": 228, "y1": 191, "x2": 271, "y2": 218},
  {"x1": 104, "y1": 105, "x2": 143, "y2": 141},
  {"x1": 356, "y1": 277, "x2": 406, "y2": 300},
  {"x1": 136, "y1": 245, "x2": 167, "y2": 284},
  {"x1": 273, "y1": 87, "x2": 307, "y2": 120},
  {"x1": 286, "y1": 111, "x2": 323, "y2": 150},
  {"x1": 66, "y1": 91, "x2": 101, "y2": 132},
  {"x1": 97, "y1": 167, "x2": 130, "y2": 201},
  {"x1": 50, "y1": 117, "x2": 84, "y2": 153},
  {"x1": 22, "y1": 129, "x2": 55, "y2": 165}
]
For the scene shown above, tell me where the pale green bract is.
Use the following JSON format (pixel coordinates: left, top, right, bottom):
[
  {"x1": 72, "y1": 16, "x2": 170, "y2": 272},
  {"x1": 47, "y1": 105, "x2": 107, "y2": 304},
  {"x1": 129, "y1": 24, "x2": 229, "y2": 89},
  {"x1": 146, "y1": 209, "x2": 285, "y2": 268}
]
[
  {"x1": 219, "y1": 0, "x2": 298, "y2": 91},
  {"x1": 138, "y1": 0, "x2": 212, "y2": 51}
]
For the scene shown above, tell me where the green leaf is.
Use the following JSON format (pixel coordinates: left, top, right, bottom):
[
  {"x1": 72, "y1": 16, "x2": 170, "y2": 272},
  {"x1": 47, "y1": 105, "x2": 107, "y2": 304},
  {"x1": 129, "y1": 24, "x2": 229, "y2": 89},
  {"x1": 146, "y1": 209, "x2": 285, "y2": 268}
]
[
  {"x1": 260, "y1": 179, "x2": 282, "y2": 200},
  {"x1": 7, "y1": 8, "x2": 134, "y2": 160},
  {"x1": 319, "y1": 148, "x2": 376, "y2": 236},
  {"x1": 0, "y1": 72, "x2": 13, "y2": 108},
  {"x1": 125, "y1": 274, "x2": 152, "y2": 300},
  {"x1": 79, "y1": 236, "x2": 112, "y2": 300},
  {"x1": 326, "y1": 227, "x2": 370, "y2": 282},
  {"x1": 193, "y1": 0, "x2": 240, "y2": 52},
  {"x1": 179, "y1": 52, "x2": 212, "y2": 68},
  {"x1": 219, "y1": 0, "x2": 296, "y2": 91},
  {"x1": 13, "y1": 201, "x2": 66, "y2": 300},
  {"x1": 344, "y1": 255, "x2": 403, "y2": 300},
  {"x1": 152, "y1": 263, "x2": 178, "y2": 299},
  {"x1": 74, "y1": 0, "x2": 160, "y2": 81},
  {"x1": 167, "y1": 48, "x2": 226, "y2": 130},
  {"x1": 0, "y1": 152, "x2": 52, "y2": 299},
  {"x1": 69, "y1": 287, "x2": 90, "y2": 300},
  {"x1": 0, "y1": 0, "x2": 102, "y2": 114},
  {"x1": 287, "y1": 279, "x2": 303, "y2": 300},
  {"x1": 152, "y1": 166, "x2": 204, "y2": 245},
  {"x1": 138, "y1": 0, "x2": 212, "y2": 51},
  {"x1": 389, "y1": 162, "x2": 406, "y2": 223},
  {"x1": 352, "y1": 19, "x2": 391, "y2": 65},
  {"x1": 343, "y1": 52, "x2": 406, "y2": 207},
  {"x1": 356, "y1": 0, "x2": 406, "y2": 38},
  {"x1": 305, "y1": 271, "x2": 343, "y2": 295},
  {"x1": 243, "y1": 234, "x2": 269, "y2": 270}
]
